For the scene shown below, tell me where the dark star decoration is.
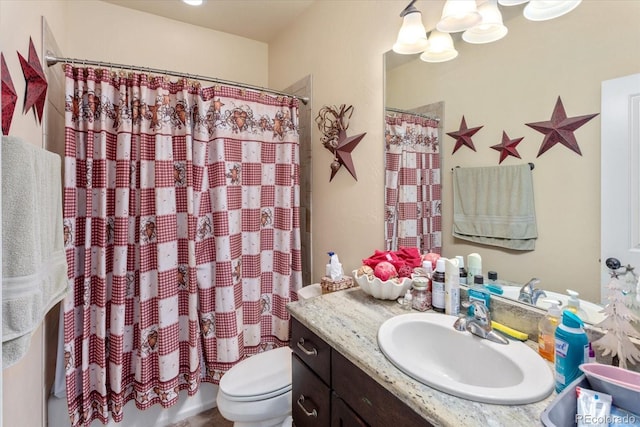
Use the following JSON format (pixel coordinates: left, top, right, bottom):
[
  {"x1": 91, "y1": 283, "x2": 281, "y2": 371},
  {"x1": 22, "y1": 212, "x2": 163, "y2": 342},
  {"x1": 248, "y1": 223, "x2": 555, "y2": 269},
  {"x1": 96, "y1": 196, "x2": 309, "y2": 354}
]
[
  {"x1": 490, "y1": 131, "x2": 524, "y2": 164},
  {"x1": 331, "y1": 129, "x2": 366, "y2": 181},
  {"x1": 525, "y1": 96, "x2": 598, "y2": 157},
  {"x1": 447, "y1": 116, "x2": 483, "y2": 154},
  {"x1": 1, "y1": 53, "x2": 18, "y2": 135},
  {"x1": 17, "y1": 37, "x2": 48, "y2": 123}
]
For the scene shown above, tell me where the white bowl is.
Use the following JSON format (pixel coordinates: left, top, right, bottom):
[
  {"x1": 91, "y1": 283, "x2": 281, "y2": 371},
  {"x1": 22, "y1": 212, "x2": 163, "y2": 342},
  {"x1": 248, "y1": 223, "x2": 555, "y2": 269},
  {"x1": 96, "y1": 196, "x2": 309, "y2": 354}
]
[{"x1": 352, "y1": 270, "x2": 412, "y2": 300}]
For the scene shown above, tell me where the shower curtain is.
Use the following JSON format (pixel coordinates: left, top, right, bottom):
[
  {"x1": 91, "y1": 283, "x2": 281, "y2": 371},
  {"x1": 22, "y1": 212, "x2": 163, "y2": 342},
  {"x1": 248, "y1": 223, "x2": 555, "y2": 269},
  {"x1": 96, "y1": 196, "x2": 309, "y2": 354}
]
[
  {"x1": 61, "y1": 64, "x2": 302, "y2": 426},
  {"x1": 384, "y1": 112, "x2": 442, "y2": 254}
]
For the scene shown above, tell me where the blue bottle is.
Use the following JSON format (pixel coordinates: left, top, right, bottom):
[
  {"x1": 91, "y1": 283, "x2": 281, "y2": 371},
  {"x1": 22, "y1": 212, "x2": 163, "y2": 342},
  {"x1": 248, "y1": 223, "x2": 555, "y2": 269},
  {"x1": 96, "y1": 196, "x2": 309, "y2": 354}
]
[{"x1": 554, "y1": 311, "x2": 589, "y2": 393}]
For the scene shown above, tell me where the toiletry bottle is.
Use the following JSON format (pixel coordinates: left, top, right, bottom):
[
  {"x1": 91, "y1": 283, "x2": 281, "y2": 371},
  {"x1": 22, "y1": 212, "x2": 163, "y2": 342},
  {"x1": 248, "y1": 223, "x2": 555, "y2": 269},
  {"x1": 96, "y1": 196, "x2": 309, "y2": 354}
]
[
  {"x1": 467, "y1": 253, "x2": 482, "y2": 279},
  {"x1": 588, "y1": 343, "x2": 596, "y2": 363},
  {"x1": 444, "y1": 258, "x2": 460, "y2": 316},
  {"x1": 485, "y1": 270, "x2": 503, "y2": 295},
  {"x1": 554, "y1": 311, "x2": 589, "y2": 393},
  {"x1": 467, "y1": 274, "x2": 490, "y2": 315},
  {"x1": 565, "y1": 289, "x2": 588, "y2": 321},
  {"x1": 455, "y1": 255, "x2": 468, "y2": 285},
  {"x1": 401, "y1": 289, "x2": 413, "y2": 311},
  {"x1": 538, "y1": 299, "x2": 561, "y2": 362},
  {"x1": 411, "y1": 277, "x2": 431, "y2": 312},
  {"x1": 432, "y1": 258, "x2": 446, "y2": 313}
]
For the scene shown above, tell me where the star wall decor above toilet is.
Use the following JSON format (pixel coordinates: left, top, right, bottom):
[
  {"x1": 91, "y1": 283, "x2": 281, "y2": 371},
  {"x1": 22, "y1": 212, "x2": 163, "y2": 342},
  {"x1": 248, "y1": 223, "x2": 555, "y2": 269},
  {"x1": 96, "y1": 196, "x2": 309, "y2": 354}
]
[
  {"x1": 315, "y1": 104, "x2": 366, "y2": 181},
  {"x1": 17, "y1": 37, "x2": 48, "y2": 124}
]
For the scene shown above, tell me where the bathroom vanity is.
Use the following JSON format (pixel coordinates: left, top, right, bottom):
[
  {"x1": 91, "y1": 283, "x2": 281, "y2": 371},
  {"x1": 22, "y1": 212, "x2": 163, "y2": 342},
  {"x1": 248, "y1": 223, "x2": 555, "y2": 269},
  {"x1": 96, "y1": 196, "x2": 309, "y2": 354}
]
[{"x1": 287, "y1": 287, "x2": 556, "y2": 426}]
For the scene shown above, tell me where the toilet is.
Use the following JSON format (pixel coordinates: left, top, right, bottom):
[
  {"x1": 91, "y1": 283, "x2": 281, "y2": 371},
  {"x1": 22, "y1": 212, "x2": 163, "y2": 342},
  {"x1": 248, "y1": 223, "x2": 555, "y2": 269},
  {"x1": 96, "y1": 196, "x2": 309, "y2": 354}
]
[{"x1": 216, "y1": 284, "x2": 322, "y2": 427}]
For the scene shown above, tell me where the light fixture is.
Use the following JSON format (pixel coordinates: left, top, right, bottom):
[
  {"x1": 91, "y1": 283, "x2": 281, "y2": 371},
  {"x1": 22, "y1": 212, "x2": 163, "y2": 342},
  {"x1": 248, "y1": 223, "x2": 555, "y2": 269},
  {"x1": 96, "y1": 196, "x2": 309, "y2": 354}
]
[
  {"x1": 462, "y1": 0, "x2": 508, "y2": 44},
  {"x1": 523, "y1": 0, "x2": 582, "y2": 21},
  {"x1": 420, "y1": 31, "x2": 458, "y2": 63},
  {"x1": 182, "y1": 0, "x2": 203, "y2": 6},
  {"x1": 392, "y1": 0, "x2": 429, "y2": 54},
  {"x1": 436, "y1": 0, "x2": 482, "y2": 33},
  {"x1": 498, "y1": 0, "x2": 529, "y2": 5}
]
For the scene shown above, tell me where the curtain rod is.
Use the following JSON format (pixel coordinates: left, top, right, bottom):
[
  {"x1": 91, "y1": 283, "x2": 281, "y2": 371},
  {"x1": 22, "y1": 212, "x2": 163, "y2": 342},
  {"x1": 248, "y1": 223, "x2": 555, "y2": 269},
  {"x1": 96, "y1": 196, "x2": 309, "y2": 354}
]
[
  {"x1": 385, "y1": 107, "x2": 440, "y2": 122},
  {"x1": 44, "y1": 52, "x2": 310, "y2": 105},
  {"x1": 451, "y1": 163, "x2": 535, "y2": 171}
]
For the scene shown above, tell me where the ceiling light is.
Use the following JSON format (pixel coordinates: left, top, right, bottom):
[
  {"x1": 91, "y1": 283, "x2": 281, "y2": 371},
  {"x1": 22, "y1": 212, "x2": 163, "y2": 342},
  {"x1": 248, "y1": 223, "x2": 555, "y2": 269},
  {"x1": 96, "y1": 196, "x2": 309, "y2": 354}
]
[
  {"x1": 498, "y1": 0, "x2": 529, "y2": 5},
  {"x1": 436, "y1": 0, "x2": 482, "y2": 33},
  {"x1": 182, "y1": 0, "x2": 203, "y2": 6},
  {"x1": 523, "y1": 0, "x2": 582, "y2": 21},
  {"x1": 420, "y1": 31, "x2": 459, "y2": 63},
  {"x1": 393, "y1": 0, "x2": 429, "y2": 54},
  {"x1": 462, "y1": 0, "x2": 508, "y2": 44}
]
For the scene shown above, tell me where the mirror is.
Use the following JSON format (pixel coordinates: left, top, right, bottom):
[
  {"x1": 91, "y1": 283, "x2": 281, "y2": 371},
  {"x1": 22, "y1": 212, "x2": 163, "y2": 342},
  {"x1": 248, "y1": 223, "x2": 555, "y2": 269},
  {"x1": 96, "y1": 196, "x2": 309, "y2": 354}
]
[{"x1": 384, "y1": 1, "x2": 640, "y2": 324}]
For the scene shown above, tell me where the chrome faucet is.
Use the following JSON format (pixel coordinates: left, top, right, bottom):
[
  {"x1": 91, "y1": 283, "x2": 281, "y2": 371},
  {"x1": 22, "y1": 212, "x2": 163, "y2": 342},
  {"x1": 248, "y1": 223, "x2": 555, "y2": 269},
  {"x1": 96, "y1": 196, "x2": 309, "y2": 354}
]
[
  {"x1": 518, "y1": 278, "x2": 546, "y2": 305},
  {"x1": 453, "y1": 301, "x2": 509, "y2": 345}
]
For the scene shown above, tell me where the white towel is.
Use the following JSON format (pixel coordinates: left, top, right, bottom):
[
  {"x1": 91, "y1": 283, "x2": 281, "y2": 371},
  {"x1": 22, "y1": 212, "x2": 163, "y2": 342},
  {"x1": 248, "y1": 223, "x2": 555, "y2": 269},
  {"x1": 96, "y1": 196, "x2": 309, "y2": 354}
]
[
  {"x1": 452, "y1": 164, "x2": 538, "y2": 250},
  {"x1": 2, "y1": 136, "x2": 69, "y2": 368}
]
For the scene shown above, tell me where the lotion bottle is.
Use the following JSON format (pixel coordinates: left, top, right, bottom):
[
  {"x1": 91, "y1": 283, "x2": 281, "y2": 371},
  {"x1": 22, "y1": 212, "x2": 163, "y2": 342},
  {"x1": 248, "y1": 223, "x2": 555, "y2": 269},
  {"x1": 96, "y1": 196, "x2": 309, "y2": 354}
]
[
  {"x1": 538, "y1": 299, "x2": 561, "y2": 362},
  {"x1": 444, "y1": 258, "x2": 460, "y2": 316},
  {"x1": 554, "y1": 310, "x2": 589, "y2": 393}
]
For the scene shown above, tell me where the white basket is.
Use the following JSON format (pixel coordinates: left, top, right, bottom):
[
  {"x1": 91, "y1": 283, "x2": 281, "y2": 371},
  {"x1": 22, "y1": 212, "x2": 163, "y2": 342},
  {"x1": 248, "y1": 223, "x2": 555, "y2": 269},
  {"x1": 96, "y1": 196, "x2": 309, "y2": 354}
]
[{"x1": 352, "y1": 270, "x2": 412, "y2": 300}]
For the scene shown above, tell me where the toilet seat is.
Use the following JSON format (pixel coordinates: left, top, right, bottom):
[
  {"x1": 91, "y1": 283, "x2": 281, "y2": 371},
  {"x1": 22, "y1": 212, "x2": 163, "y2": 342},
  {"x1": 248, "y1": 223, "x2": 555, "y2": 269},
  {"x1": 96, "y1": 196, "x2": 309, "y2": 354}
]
[{"x1": 219, "y1": 346, "x2": 292, "y2": 402}]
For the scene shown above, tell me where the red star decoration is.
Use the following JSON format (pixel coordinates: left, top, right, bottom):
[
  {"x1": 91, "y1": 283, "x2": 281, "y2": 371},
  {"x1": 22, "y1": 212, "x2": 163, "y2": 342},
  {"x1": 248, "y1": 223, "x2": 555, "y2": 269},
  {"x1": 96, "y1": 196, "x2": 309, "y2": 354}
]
[
  {"x1": 447, "y1": 116, "x2": 483, "y2": 154},
  {"x1": 1, "y1": 53, "x2": 18, "y2": 135},
  {"x1": 17, "y1": 37, "x2": 48, "y2": 123},
  {"x1": 525, "y1": 96, "x2": 598, "y2": 157},
  {"x1": 331, "y1": 129, "x2": 366, "y2": 181},
  {"x1": 490, "y1": 131, "x2": 524, "y2": 164}
]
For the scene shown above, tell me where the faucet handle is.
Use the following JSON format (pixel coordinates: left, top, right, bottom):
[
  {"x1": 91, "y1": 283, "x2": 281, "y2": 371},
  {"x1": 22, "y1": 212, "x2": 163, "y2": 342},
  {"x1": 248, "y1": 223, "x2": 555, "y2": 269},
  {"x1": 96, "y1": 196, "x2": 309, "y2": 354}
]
[{"x1": 468, "y1": 301, "x2": 490, "y2": 325}]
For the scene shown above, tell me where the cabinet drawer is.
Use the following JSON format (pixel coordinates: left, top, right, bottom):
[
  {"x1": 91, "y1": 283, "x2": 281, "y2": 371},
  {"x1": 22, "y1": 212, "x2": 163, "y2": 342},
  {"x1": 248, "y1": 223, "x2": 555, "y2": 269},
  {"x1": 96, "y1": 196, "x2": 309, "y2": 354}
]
[
  {"x1": 332, "y1": 350, "x2": 430, "y2": 427},
  {"x1": 291, "y1": 318, "x2": 331, "y2": 385},
  {"x1": 292, "y1": 354, "x2": 331, "y2": 427},
  {"x1": 331, "y1": 392, "x2": 367, "y2": 427}
]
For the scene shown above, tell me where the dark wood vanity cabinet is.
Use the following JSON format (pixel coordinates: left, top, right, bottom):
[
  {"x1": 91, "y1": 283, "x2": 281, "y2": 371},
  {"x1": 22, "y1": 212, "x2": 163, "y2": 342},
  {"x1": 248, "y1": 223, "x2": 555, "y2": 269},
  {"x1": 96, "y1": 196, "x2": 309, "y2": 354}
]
[{"x1": 291, "y1": 318, "x2": 429, "y2": 427}]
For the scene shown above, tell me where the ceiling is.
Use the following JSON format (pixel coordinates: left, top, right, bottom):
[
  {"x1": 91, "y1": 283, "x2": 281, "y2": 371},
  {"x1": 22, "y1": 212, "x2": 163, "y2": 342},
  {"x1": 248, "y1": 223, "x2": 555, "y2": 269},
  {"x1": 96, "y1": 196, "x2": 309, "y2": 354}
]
[{"x1": 100, "y1": 0, "x2": 316, "y2": 43}]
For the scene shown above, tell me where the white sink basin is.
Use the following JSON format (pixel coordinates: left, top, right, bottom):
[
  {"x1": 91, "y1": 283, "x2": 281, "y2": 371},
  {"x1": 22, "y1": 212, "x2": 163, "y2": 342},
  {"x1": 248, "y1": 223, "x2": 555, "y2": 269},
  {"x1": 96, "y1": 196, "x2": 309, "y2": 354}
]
[{"x1": 377, "y1": 313, "x2": 554, "y2": 404}]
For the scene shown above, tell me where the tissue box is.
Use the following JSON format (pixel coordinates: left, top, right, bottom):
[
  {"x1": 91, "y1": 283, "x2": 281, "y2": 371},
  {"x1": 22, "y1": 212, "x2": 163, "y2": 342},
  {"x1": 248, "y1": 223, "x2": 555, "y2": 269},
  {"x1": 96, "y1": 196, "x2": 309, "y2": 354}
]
[{"x1": 320, "y1": 275, "x2": 355, "y2": 294}]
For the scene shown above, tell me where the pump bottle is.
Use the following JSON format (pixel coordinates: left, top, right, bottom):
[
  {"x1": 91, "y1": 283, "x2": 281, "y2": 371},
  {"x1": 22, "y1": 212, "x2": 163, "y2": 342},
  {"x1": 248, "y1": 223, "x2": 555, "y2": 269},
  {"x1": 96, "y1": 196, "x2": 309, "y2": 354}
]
[
  {"x1": 538, "y1": 299, "x2": 561, "y2": 362},
  {"x1": 554, "y1": 311, "x2": 589, "y2": 393}
]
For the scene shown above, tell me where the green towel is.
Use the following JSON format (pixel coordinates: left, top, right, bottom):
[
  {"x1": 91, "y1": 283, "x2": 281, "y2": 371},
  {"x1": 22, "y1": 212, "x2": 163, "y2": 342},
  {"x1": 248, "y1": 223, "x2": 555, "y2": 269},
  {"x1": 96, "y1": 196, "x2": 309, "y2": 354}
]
[{"x1": 453, "y1": 164, "x2": 538, "y2": 250}]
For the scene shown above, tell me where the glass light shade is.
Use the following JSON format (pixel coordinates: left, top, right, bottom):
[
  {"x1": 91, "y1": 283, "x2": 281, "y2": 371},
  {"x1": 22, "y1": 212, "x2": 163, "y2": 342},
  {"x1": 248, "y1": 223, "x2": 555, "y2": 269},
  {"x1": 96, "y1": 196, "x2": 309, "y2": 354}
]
[
  {"x1": 436, "y1": 0, "x2": 482, "y2": 33},
  {"x1": 393, "y1": 11, "x2": 429, "y2": 54},
  {"x1": 523, "y1": 0, "x2": 582, "y2": 21},
  {"x1": 498, "y1": 0, "x2": 529, "y2": 5},
  {"x1": 462, "y1": 1, "x2": 508, "y2": 44},
  {"x1": 182, "y1": 0, "x2": 203, "y2": 5},
  {"x1": 420, "y1": 31, "x2": 459, "y2": 63}
]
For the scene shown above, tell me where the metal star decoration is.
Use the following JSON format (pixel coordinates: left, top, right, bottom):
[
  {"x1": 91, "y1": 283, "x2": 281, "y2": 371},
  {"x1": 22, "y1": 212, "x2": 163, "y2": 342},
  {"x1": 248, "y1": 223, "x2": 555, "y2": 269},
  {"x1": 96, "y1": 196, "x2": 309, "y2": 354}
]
[
  {"x1": 17, "y1": 37, "x2": 48, "y2": 123},
  {"x1": 333, "y1": 129, "x2": 366, "y2": 181},
  {"x1": 490, "y1": 131, "x2": 524, "y2": 164},
  {"x1": 447, "y1": 116, "x2": 483, "y2": 154},
  {"x1": 525, "y1": 96, "x2": 598, "y2": 157},
  {"x1": 1, "y1": 53, "x2": 18, "y2": 135}
]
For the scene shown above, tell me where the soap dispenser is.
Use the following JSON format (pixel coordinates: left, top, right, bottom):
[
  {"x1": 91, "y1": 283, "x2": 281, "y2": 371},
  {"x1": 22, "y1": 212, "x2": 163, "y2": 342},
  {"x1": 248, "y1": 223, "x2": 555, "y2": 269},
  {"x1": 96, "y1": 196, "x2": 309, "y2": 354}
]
[
  {"x1": 554, "y1": 310, "x2": 589, "y2": 393},
  {"x1": 538, "y1": 299, "x2": 561, "y2": 362},
  {"x1": 565, "y1": 289, "x2": 587, "y2": 321}
]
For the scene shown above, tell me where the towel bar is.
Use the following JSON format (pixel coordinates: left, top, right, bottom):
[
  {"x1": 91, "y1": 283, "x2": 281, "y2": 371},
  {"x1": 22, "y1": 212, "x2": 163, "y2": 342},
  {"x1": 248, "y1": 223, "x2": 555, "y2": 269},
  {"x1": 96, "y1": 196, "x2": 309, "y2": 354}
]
[{"x1": 451, "y1": 162, "x2": 534, "y2": 172}]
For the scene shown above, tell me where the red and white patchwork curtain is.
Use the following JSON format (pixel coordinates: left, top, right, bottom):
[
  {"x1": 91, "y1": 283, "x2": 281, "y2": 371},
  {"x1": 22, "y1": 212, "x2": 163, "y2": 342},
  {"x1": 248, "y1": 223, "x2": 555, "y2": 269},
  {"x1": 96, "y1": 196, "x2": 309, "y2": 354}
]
[
  {"x1": 61, "y1": 64, "x2": 301, "y2": 426},
  {"x1": 384, "y1": 112, "x2": 442, "y2": 254}
]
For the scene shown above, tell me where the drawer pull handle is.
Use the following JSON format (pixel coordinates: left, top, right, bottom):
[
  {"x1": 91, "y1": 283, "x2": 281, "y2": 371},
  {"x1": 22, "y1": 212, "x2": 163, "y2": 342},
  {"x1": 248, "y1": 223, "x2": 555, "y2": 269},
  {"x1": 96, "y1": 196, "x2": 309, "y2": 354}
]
[
  {"x1": 297, "y1": 394, "x2": 318, "y2": 418},
  {"x1": 296, "y1": 338, "x2": 318, "y2": 356}
]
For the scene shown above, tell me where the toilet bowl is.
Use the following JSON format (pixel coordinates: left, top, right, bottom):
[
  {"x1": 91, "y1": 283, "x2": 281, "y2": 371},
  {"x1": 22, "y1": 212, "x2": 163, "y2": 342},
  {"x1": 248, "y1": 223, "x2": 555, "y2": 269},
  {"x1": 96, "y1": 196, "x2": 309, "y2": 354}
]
[{"x1": 216, "y1": 284, "x2": 322, "y2": 427}]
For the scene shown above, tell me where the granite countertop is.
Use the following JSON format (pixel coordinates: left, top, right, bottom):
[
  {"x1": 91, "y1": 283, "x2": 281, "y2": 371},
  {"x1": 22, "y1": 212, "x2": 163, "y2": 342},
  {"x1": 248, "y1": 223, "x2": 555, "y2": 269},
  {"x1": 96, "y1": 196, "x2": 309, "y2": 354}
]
[{"x1": 287, "y1": 287, "x2": 557, "y2": 427}]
